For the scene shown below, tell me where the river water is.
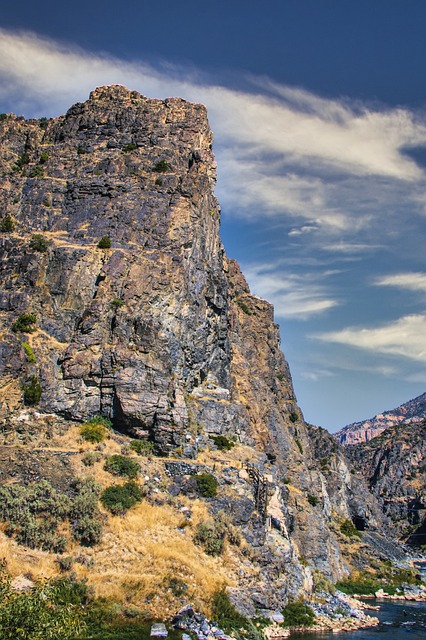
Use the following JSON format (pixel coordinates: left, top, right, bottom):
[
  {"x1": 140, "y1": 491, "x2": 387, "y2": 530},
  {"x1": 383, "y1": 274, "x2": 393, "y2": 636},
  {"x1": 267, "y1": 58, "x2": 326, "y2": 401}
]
[{"x1": 290, "y1": 599, "x2": 426, "y2": 640}]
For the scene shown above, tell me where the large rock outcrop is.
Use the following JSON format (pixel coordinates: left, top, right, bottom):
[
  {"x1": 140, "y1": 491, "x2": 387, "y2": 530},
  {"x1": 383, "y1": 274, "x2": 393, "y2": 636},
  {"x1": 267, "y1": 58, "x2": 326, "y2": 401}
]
[{"x1": 0, "y1": 86, "x2": 407, "y2": 609}]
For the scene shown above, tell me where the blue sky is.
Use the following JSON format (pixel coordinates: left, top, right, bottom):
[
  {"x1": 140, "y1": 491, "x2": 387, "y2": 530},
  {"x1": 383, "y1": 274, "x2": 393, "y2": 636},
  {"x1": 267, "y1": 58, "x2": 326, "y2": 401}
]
[{"x1": 1, "y1": 1, "x2": 426, "y2": 431}]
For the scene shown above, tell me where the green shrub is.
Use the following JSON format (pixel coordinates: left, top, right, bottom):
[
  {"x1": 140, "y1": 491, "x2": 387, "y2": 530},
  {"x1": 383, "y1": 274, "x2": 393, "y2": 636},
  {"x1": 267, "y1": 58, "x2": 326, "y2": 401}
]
[
  {"x1": 211, "y1": 435, "x2": 235, "y2": 451},
  {"x1": 123, "y1": 142, "x2": 137, "y2": 152},
  {"x1": 29, "y1": 233, "x2": 49, "y2": 252},
  {"x1": 0, "y1": 214, "x2": 15, "y2": 232},
  {"x1": 29, "y1": 165, "x2": 44, "y2": 178},
  {"x1": 85, "y1": 415, "x2": 113, "y2": 428},
  {"x1": 97, "y1": 235, "x2": 112, "y2": 249},
  {"x1": 152, "y1": 160, "x2": 170, "y2": 173},
  {"x1": 0, "y1": 113, "x2": 7, "y2": 121},
  {"x1": 21, "y1": 342, "x2": 36, "y2": 363},
  {"x1": 111, "y1": 298, "x2": 125, "y2": 309},
  {"x1": 100, "y1": 482, "x2": 144, "y2": 515},
  {"x1": 0, "y1": 565, "x2": 87, "y2": 639},
  {"x1": 307, "y1": 494, "x2": 319, "y2": 507},
  {"x1": 295, "y1": 438, "x2": 303, "y2": 454},
  {"x1": 82, "y1": 451, "x2": 103, "y2": 466},
  {"x1": 14, "y1": 152, "x2": 30, "y2": 171},
  {"x1": 129, "y1": 439, "x2": 154, "y2": 456},
  {"x1": 72, "y1": 514, "x2": 103, "y2": 546},
  {"x1": 289, "y1": 411, "x2": 299, "y2": 423},
  {"x1": 211, "y1": 587, "x2": 264, "y2": 640},
  {"x1": 23, "y1": 375, "x2": 42, "y2": 405},
  {"x1": 282, "y1": 601, "x2": 315, "y2": 627},
  {"x1": 12, "y1": 312, "x2": 37, "y2": 333},
  {"x1": 339, "y1": 518, "x2": 362, "y2": 539},
  {"x1": 104, "y1": 455, "x2": 140, "y2": 479},
  {"x1": 195, "y1": 472, "x2": 218, "y2": 497},
  {"x1": 194, "y1": 521, "x2": 225, "y2": 556},
  {"x1": 155, "y1": 178, "x2": 163, "y2": 186},
  {"x1": 39, "y1": 151, "x2": 49, "y2": 164},
  {"x1": 80, "y1": 424, "x2": 106, "y2": 444},
  {"x1": 80, "y1": 416, "x2": 112, "y2": 443},
  {"x1": 57, "y1": 556, "x2": 74, "y2": 572},
  {"x1": 0, "y1": 480, "x2": 69, "y2": 552},
  {"x1": 335, "y1": 578, "x2": 381, "y2": 596},
  {"x1": 39, "y1": 117, "x2": 49, "y2": 129},
  {"x1": 77, "y1": 146, "x2": 86, "y2": 155},
  {"x1": 236, "y1": 298, "x2": 252, "y2": 315}
]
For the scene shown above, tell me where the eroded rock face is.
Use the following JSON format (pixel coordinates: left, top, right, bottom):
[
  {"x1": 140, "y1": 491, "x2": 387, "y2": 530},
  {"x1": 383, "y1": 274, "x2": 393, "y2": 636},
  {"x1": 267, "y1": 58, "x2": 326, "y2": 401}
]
[
  {"x1": 0, "y1": 86, "x2": 229, "y2": 453},
  {"x1": 346, "y1": 420, "x2": 426, "y2": 541}
]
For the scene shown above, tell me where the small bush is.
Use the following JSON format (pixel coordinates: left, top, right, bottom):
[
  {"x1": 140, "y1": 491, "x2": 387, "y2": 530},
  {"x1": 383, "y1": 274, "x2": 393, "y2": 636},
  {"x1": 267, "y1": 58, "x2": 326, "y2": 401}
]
[
  {"x1": 194, "y1": 472, "x2": 218, "y2": 497},
  {"x1": 152, "y1": 160, "x2": 170, "y2": 173},
  {"x1": 282, "y1": 601, "x2": 315, "y2": 628},
  {"x1": 39, "y1": 151, "x2": 49, "y2": 164},
  {"x1": 194, "y1": 521, "x2": 225, "y2": 556},
  {"x1": 29, "y1": 234, "x2": 49, "y2": 252},
  {"x1": 129, "y1": 439, "x2": 154, "y2": 456},
  {"x1": 86, "y1": 415, "x2": 112, "y2": 428},
  {"x1": 339, "y1": 518, "x2": 361, "y2": 539},
  {"x1": 14, "y1": 152, "x2": 30, "y2": 171},
  {"x1": 97, "y1": 235, "x2": 112, "y2": 249},
  {"x1": 211, "y1": 435, "x2": 235, "y2": 451},
  {"x1": 0, "y1": 113, "x2": 7, "y2": 121},
  {"x1": 23, "y1": 375, "x2": 42, "y2": 405},
  {"x1": 289, "y1": 411, "x2": 299, "y2": 423},
  {"x1": 72, "y1": 514, "x2": 103, "y2": 546},
  {"x1": 80, "y1": 423, "x2": 107, "y2": 444},
  {"x1": 82, "y1": 451, "x2": 103, "y2": 466},
  {"x1": 155, "y1": 178, "x2": 163, "y2": 186},
  {"x1": 123, "y1": 142, "x2": 137, "y2": 152},
  {"x1": 39, "y1": 117, "x2": 49, "y2": 129},
  {"x1": 111, "y1": 298, "x2": 125, "y2": 309},
  {"x1": 57, "y1": 556, "x2": 73, "y2": 572},
  {"x1": 12, "y1": 313, "x2": 37, "y2": 333},
  {"x1": 0, "y1": 214, "x2": 15, "y2": 232},
  {"x1": 295, "y1": 438, "x2": 303, "y2": 454},
  {"x1": 211, "y1": 587, "x2": 264, "y2": 639},
  {"x1": 21, "y1": 342, "x2": 36, "y2": 363},
  {"x1": 29, "y1": 165, "x2": 44, "y2": 178},
  {"x1": 104, "y1": 455, "x2": 140, "y2": 479},
  {"x1": 307, "y1": 494, "x2": 319, "y2": 507},
  {"x1": 100, "y1": 482, "x2": 144, "y2": 515},
  {"x1": 236, "y1": 298, "x2": 252, "y2": 315},
  {"x1": 77, "y1": 146, "x2": 86, "y2": 155}
]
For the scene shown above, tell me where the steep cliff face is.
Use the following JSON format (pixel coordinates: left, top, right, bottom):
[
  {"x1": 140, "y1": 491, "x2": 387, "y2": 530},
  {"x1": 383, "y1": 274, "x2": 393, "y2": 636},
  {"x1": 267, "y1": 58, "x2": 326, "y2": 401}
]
[
  {"x1": 0, "y1": 87, "x2": 405, "y2": 611},
  {"x1": 0, "y1": 86, "x2": 229, "y2": 453},
  {"x1": 336, "y1": 392, "x2": 426, "y2": 445},
  {"x1": 346, "y1": 421, "x2": 426, "y2": 544}
]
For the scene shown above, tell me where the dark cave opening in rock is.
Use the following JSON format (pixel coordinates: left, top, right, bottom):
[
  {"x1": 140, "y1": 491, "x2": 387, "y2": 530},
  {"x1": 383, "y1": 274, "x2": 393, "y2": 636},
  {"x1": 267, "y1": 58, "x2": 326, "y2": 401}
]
[{"x1": 353, "y1": 515, "x2": 366, "y2": 531}]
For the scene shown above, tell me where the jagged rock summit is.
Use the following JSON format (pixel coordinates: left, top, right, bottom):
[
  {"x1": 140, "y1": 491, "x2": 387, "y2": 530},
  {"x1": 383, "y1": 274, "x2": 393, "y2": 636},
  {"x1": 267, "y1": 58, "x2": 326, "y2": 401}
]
[
  {"x1": 0, "y1": 86, "x2": 409, "y2": 613},
  {"x1": 336, "y1": 392, "x2": 426, "y2": 445}
]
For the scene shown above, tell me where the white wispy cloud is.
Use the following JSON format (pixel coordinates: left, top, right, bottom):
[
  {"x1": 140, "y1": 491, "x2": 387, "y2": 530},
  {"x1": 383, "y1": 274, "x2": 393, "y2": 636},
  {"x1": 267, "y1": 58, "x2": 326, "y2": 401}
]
[
  {"x1": 374, "y1": 272, "x2": 426, "y2": 292},
  {"x1": 242, "y1": 263, "x2": 338, "y2": 319},
  {"x1": 315, "y1": 314, "x2": 426, "y2": 362},
  {"x1": 2, "y1": 28, "x2": 426, "y2": 242}
]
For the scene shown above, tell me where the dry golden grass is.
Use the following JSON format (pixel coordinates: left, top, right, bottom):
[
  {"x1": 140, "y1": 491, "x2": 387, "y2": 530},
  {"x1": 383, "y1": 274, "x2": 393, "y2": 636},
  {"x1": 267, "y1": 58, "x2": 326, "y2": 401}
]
[
  {"x1": 0, "y1": 533, "x2": 57, "y2": 580},
  {"x1": 70, "y1": 499, "x2": 234, "y2": 617}
]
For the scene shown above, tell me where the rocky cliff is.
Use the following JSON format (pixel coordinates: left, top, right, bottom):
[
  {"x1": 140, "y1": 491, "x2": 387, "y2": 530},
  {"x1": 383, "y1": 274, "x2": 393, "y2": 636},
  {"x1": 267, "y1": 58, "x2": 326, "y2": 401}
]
[
  {"x1": 346, "y1": 421, "x2": 426, "y2": 544},
  {"x1": 0, "y1": 86, "x2": 408, "y2": 614},
  {"x1": 336, "y1": 392, "x2": 426, "y2": 445}
]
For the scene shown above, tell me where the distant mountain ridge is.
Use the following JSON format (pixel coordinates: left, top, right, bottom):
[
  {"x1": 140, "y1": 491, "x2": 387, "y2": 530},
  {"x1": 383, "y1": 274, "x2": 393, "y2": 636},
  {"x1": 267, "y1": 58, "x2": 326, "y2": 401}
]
[{"x1": 336, "y1": 392, "x2": 426, "y2": 445}]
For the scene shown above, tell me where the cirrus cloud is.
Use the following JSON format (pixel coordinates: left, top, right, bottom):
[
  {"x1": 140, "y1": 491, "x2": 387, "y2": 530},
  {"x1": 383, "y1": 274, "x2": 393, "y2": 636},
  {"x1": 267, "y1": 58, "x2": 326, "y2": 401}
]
[{"x1": 315, "y1": 314, "x2": 426, "y2": 362}]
